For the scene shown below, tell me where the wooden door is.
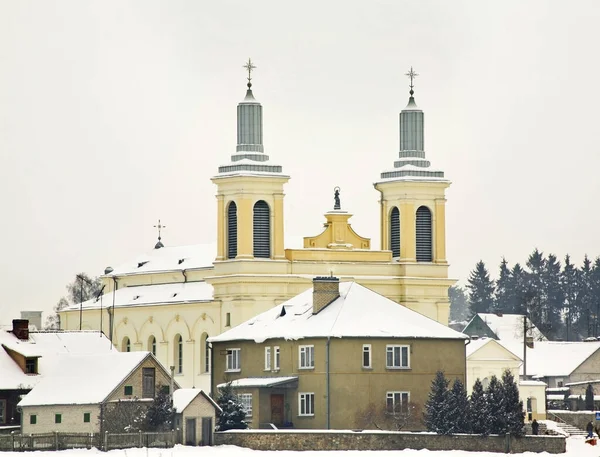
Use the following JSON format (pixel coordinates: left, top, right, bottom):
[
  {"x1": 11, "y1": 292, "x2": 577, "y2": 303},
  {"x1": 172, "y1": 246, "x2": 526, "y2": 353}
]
[
  {"x1": 201, "y1": 417, "x2": 213, "y2": 445},
  {"x1": 185, "y1": 418, "x2": 197, "y2": 445},
  {"x1": 271, "y1": 394, "x2": 284, "y2": 425}
]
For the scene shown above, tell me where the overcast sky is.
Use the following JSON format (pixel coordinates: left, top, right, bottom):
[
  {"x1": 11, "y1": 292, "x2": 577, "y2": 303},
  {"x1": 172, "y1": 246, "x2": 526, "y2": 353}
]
[{"x1": 1, "y1": 1, "x2": 599, "y2": 325}]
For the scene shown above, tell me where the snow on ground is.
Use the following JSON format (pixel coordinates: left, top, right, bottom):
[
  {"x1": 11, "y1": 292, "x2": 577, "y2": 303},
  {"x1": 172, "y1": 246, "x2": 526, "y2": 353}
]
[{"x1": 0, "y1": 436, "x2": 595, "y2": 457}]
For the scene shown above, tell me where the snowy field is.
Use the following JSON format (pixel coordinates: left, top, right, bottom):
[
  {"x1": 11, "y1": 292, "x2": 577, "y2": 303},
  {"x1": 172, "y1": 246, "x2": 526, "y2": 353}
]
[{"x1": 0, "y1": 436, "x2": 596, "y2": 457}]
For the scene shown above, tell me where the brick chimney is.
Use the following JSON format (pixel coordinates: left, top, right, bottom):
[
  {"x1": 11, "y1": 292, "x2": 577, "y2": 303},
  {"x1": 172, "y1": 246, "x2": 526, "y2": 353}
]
[
  {"x1": 312, "y1": 276, "x2": 340, "y2": 314},
  {"x1": 12, "y1": 319, "x2": 29, "y2": 340}
]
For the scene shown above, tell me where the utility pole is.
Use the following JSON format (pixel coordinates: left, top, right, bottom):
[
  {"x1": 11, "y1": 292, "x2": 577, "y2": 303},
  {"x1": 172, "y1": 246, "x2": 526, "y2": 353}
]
[{"x1": 523, "y1": 314, "x2": 527, "y2": 378}]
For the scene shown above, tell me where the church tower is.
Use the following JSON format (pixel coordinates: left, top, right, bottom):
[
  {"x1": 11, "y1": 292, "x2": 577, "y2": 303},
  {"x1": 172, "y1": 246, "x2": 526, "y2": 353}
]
[
  {"x1": 374, "y1": 68, "x2": 449, "y2": 263},
  {"x1": 212, "y1": 60, "x2": 289, "y2": 261}
]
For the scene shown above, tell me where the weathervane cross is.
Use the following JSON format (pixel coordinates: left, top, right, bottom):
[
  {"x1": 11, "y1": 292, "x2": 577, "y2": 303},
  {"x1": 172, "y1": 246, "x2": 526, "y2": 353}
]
[
  {"x1": 154, "y1": 219, "x2": 166, "y2": 240},
  {"x1": 405, "y1": 66, "x2": 419, "y2": 93},
  {"x1": 243, "y1": 58, "x2": 256, "y2": 84}
]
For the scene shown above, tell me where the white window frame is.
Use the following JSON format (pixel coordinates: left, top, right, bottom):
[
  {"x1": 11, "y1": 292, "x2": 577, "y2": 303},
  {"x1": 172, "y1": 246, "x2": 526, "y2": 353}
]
[
  {"x1": 299, "y1": 345, "x2": 315, "y2": 369},
  {"x1": 264, "y1": 346, "x2": 272, "y2": 371},
  {"x1": 298, "y1": 392, "x2": 315, "y2": 416},
  {"x1": 386, "y1": 391, "x2": 410, "y2": 414},
  {"x1": 239, "y1": 393, "x2": 253, "y2": 417},
  {"x1": 362, "y1": 344, "x2": 372, "y2": 369},
  {"x1": 386, "y1": 344, "x2": 410, "y2": 369},
  {"x1": 274, "y1": 346, "x2": 280, "y2": 371},
  {"x1": 226, "y1": 348, "x2": 241, "y2": 372}
]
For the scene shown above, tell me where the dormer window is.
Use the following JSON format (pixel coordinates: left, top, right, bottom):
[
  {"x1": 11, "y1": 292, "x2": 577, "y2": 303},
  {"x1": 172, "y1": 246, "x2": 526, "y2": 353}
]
[
  {"x1": 137, "y1": 261, "x2": 149, "y2": 268},
  {"x1": 178, "y1": 259, "x2": 185, "y2": 265},
  {"x1": 25, "y1": 358, "x2": 38, "y2": 374},
  {"x1": 133, "y1": 295, "x2": 140, "y2": 300}
]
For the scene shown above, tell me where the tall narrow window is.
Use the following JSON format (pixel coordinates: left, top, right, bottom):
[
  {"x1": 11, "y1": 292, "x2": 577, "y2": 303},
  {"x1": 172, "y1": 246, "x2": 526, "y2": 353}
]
[
  {"x1": 227, "y1": 202, "x2": 238, "y2": 259},
  {"x1": 416, "y1": 206, "x2": 432, "y2": 262},
  {"x1": 274, "y1": 346, "x2": 280, "y2": 370},
  {"x1": 390, "y1": 207, "x2": 400, "y2": 258},
  {"x1": 253, "y1": 200, "x2": 270, "y2": 258},
  {"x1": 123, "y1": 337, "x2": 130, "y2": 353},
  {"x1": 175, "y1": 334, "x2": 183, "y2": 374},
  {"x1": 362, "y1": 344, "x2": 372, "y2": 368},
  {"x1": 148, "y1": 336, "x2": 156, "y2": 356},
  {"x1": 226, "y1": 348, "x2": 241, "y2": 371},
  {"x1": 265, "y1": 346, "x2": 272, "y2": 370},
  {"x1": 142, "y1": 367, "x2": 156, "y2": 398}
]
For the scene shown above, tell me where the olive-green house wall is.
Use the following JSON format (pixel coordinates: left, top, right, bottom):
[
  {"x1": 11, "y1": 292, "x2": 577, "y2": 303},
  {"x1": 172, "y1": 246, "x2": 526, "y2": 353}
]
[{"x1": 211, "y1": 337, "x2": 466, "y2": 430}]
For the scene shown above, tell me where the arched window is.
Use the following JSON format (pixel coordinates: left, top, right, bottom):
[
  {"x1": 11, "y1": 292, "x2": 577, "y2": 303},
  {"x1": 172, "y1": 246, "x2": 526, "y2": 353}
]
[
  {"x1": 416, "y1": 206, "x2": 432, "y2": 262},
  {"x1": 253, "y1": 200, "x2": 270, "y2": 258},
  {"x1": 175, "y1": 334, "x2": 183, "y2": 374},
  {"x1": 122, "y1": 337, "x2": 130, "y2": 353},
  {"x1": 148, "y1": 335, "x2": 156, "y2": 356},
  {"x1": 201, "y1": 332, "x2": 211, "y2": 374},
  {"x1": 389, "y1": 207, "x2": 400, "y2": 258},
  {"x1": 227, "y1": 202, "x2": 238, "y2": 259}
]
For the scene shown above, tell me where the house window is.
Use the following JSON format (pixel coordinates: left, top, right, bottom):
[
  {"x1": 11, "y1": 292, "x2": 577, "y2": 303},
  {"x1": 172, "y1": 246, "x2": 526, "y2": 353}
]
[
  {"x1": 557, "y1": 380, "x2": 564, "y2": 388},
  {"x1": 386, "y1": 391, "x2": 410, "y2": 414},
  {"x1": 239, "y1": 393, "x2": 253, "y2": 417},
  {"x1": 265, "y1": 347, "x2": 272, "y2": 370},
  {"x1": 175, "y1": 334, "x2": 183, "y2": 374},
  {"x1": 390, "y1": 206, "x2": 400, "y2": 257},
  {"x1": 83, "y1": 412, "x2": 91, "y2": 423},
  {"x1": 362, "y1": 344, "x2": 372, "y2": 368},
  {"x1": 55, "y1": 414, "x2": 62, "y2": 424},
  {"x1": 225, "y1": 312, "x2": 231, "y2": 327},
  {"x1": 142, "y1": 367, "x2": 155, "y2": 398},
  {"x1": 298, "y1": 393, "x2": 315, "y2": 416},
  {"x1": 0, "y1": 400, "x2": 5, "y2": 425},
  {"x1": 226, "y1": 348, "x2": 241, "y2": 371},
  {"x1": 124, "y1": 385, "x2": 133, "y2": 395},
  {"x1": 148, "y1": 336, "x2": 156, "y2": 356},
  {"x1": 123, "y1": 337, "x2": 131, "y2": 352},
  {"x1": 386, "y1": 345, "x2": 410, "y2": 369},
  {"x1": 25, "y1": 358, "x2": 37, "y2": 374},
  {"x1": 29, "y1": 414, "x2": 36, "y2": 425},
  {"x1": 299, "y1": 345, "x2": 315, "y2": 369},
  {"x1": 274, "y1": 346, "x2": 280, "y2": 370}
]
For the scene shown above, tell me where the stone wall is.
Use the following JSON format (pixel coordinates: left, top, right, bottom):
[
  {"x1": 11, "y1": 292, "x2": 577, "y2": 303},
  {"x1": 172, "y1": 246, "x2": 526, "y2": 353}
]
[
  {"x1": 548, "y1": 410, "x2": 594, "y2": 430},
  {"x1": 215, "y1": 430, "x2": 566, "y2": 454}
]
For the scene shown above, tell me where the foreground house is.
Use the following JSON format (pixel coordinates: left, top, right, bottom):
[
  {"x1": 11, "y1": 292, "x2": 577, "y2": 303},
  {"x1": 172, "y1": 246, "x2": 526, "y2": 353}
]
[
  {"x1": 0, "y1": 319, "x2": 113, "y2": 428},
  {"x1": 18, "y1": 351, "x2": 173, "y2": 434},
  {"x1": 173, "y1": 389, "x2": 221, "y2": 446},
  {"x1": 209, "y1": 277, "x2": 467, "y2": 430}
]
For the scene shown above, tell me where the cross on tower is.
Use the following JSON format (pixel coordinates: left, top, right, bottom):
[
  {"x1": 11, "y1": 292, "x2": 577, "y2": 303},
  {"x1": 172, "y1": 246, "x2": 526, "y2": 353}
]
[
  {"x1": 154, "y1": 219, "x2": 166, "y2": 241},
  {"x1": 243, "y1": 58, "x2": 256, "y2": 88},
  {"x1": 405, "y1": 66, "x2": 419, "y2": 95}
]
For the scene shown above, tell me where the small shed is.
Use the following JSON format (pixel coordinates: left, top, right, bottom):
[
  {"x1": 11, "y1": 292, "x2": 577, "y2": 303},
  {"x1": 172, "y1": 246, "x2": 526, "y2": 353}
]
[{"x1": 173, "y1": 389, "x2": 221, "y2": 446}]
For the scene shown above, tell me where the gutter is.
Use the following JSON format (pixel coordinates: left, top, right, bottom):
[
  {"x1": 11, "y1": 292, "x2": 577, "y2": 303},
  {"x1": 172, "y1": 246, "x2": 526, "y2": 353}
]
[{"x1": 326, "y1": 336, "x2": 331, "y2": 430}]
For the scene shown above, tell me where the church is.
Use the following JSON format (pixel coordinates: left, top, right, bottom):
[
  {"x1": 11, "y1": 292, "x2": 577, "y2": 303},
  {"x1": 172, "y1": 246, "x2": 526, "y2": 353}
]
[{"x1": 59, "y1": 63, "x2": 454, "y2": 391}]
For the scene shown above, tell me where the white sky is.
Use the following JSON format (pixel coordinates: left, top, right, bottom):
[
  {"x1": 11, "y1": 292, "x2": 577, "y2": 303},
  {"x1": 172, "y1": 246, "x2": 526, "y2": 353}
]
[{"x1": 1, "y1": 1, "x2": 600, "y2": 325}]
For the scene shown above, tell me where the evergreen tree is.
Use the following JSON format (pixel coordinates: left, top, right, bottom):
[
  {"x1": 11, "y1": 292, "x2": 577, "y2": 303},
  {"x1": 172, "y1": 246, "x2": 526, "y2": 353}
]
[
  {"x1": 586, "y1": 383, "x2": 595, "y2": 411},
  {"x1": 216, "y1": 382, "x2": 248, "y2": 431},
  {"x1": 445, "y1": 379, "x2": 470, "y2": 434},
  {"x1": 449, "y1": 286, "x2": 469, "y2": 322},
  {"x1": 526, "y1": 249, "x2": 546, "y2": 329},
  {"x1": 424, "y1": 371, "x2": 450, "y2": 434},
  {"x1": 485, "y1": 375, "x2": 506, "y2": 435},
  {"x1": 579, "y1": 256, "x2": 594, "y2": 337},
  {"x1": 562, "y1": 255, "x2": 581, "y2": 341},
  {"x1": 467, "y1": 261, "x2": 495, "y2": 317},
  {"x1": 542, "y1": 254, "x2": 563, "y2": 338},
  {"x1": 590, "y1": 257, "x2": 600, "y2": 337},
  {"x1": 495, "y1": 258, "x2": 515, "y2": 312},
  {"x1": 146, "y1": 385, "x2": 174, "y2": 431},
  {"x1": 501, "y1": 370, "x2": 524, "y2": 436},
  {"x1": 469, "y1": 379, "x2": 488, "y2": 435},
  {"x1": 511, "y1": 263, "x2": 534, "y2": 315}
]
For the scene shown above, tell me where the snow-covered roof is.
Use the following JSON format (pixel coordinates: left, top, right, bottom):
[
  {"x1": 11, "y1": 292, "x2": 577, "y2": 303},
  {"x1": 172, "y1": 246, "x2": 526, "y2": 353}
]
[
  {"x1": 18, "y1": 351, "x2": 151, "y2": 407},
  {"x1": 209, "y1": 282, "x2": 467, "y2": 343},
  {"x1": 465, "y1": 337, "x2": 521, "y2": 360},
  {"x1": 217, "y1": 377, "x2": 299, "y2": 389},
  {"x1": 470, "y1": 313, "x2": 547, "y2": 344},
  {"x1": 108, "y1": 243, "x2": 217, "y2": 276},
  {"x1": 502, "y1": 341, "x2": 600, "y2": 377},
  {"x1": 172, "y1": 388, "x2": 221, "y2": 413},
  {"x1": 0, "y1": 329, "x2": 114, "y2": 390},
  {"x1": 520, "y1": 380, "x2": 547, "y2": 386},
  {"x1": 63, "y1": 281, "x2": 214, "y2": 312},
  {"x1": 566, "y1": 379, "x2": 600, "y2": 387}
]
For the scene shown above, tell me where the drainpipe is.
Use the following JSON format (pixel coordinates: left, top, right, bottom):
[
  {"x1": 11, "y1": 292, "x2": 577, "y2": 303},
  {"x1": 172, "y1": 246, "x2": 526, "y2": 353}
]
[
  {"x1": 464, "y1": 336, "x2": 471, "y2": 383},
  {"x1": 170, "y1": 365, "x2": 175, "y2": 399},
  {"x1": 209, "y1": 342, "x2": 214, "y2": 397},
  {"x1": 109, "y1": 276, "x2": 118, "y2": 348},
  {"x1": 326, "y1": 336, "x2": 331, "y2": 430},
  {"x1": 374, "y1": 185, "x2": 384, "y2": 250}
]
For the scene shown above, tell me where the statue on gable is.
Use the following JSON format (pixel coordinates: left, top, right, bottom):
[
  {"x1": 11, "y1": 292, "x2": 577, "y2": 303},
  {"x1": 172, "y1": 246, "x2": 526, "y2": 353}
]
[{"x1": 334, "y1": 187, "x2": 341, "y2": 210}]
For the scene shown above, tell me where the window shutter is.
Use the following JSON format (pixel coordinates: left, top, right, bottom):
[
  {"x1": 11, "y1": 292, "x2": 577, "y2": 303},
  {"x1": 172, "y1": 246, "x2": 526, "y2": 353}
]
[
  {"x1": 227, "y1": 202, "x2": 237, "y2": 259},
  {"x1": 390, "y1": 207, "x2": 400, "y2": 257},
  {"x1": 253, "y1": 200, "x2": 270, "y2": 258},
  {"x1": 416, "y1": 206, "x2": 432, "y2": 262}
]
